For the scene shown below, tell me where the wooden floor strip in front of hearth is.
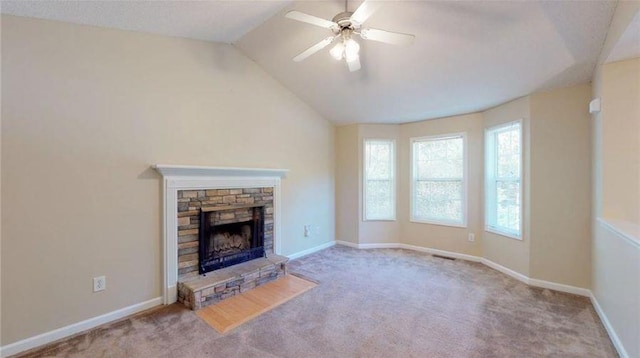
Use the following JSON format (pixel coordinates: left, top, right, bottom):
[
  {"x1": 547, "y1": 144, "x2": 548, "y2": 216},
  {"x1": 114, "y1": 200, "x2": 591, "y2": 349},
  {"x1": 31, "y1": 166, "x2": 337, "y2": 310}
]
[{"x1": 196, "y1": 274, "x2": 317, "y2": 334}]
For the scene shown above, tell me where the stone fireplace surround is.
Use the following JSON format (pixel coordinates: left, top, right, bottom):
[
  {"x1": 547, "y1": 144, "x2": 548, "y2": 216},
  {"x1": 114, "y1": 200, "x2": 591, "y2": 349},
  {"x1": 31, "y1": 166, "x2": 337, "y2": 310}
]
[
  {"x1": 176, "y1": 189, "x2": 273, "y2": 280},
  {"x1": 153, "y1": 165, "x2": 288, "y2": 306}
]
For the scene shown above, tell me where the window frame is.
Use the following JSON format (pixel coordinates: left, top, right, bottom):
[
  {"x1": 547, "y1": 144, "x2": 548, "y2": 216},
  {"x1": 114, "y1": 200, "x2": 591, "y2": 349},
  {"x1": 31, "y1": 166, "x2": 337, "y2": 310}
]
[
  {"x1": 410, "y1": 132, "x2": 468, "y2": 228},
  {"x1": 484, "y1": 119, "x2": 524, "y2": 240},
  {"x1": 363, "y1": 138, "x2": 397, "y2": 221}
]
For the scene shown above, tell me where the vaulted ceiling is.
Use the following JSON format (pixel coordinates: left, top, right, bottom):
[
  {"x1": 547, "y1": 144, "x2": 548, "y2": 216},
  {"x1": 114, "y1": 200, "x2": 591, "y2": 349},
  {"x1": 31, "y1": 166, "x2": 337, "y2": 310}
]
[
  {"x1": 1, "y1": 0, "x2": 291, "y2": 43},
  {"x1": 1, "y1": 1, "x2": 626, "y2": 124}
]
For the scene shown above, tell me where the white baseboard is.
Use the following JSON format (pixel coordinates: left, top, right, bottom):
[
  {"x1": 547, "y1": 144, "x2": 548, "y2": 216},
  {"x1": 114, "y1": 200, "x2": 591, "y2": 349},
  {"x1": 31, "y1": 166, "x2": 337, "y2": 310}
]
[
  {"x1": 480, "y1": 258, "x2": 530, "y2": 284},
  {"x1": 334, "y1": 241, "x2": 590, "y2": 297},
  {"x1": 528, "y1": 278, "x2": 591, "y2": 297},
  {"x1": 287, "y1": 240, "x2": 335, "y2": 260},
  {"x1": 0, "y1": 297, "x2": 162, "y2": 358},
  {"x1": 334, "y1": 240, "x2": 360, "y2": 248},
  {"x1": 590, "y1": 292, "x2": 629, "y2": 358},
  {"x1": 479, "y1": 258, "x2": 590, "y2": 297}
]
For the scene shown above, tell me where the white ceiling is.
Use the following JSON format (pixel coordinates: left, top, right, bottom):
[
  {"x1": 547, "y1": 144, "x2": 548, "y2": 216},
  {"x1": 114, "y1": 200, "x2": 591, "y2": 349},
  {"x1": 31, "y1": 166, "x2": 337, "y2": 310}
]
[
  {"x1": 0, "y1": 0, "x2": 291, "y2": 43},
  {"x1": 607, "y1": 10, "x2": 640, "y2": 63},
  {"x1": 1, "y1": 1, "x2": 620, "y2": 124}
]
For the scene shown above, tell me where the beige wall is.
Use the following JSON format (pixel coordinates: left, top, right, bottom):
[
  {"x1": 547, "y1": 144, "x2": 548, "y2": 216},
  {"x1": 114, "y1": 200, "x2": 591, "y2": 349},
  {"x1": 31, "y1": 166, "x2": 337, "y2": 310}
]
[
  {"x1": 481, "y1": 97, "x2": 532, "y2": 276},
  {"x1": 0, "y1": 14, "x2": 3, "y2": 344},
  {"x1": 592, "y1": 0, "x2": 640, "y2": 221},
  {"x1": 1, "y1": 15, "x2": 335, "y2": 345},
  {"x1": 357, "y1": 124, "x2": 400, "y2": 244},
  {"x1": 335, "y1": 124, "x2": 359, "y2": 244},
  {"x1": 528, "y1": 85, "x2": 592, "y2": 287},
  {"x1": 399, "y1": 113, "x2": 483, "y2": 256},
  {"x1": 601, "y1": 59, "x2": 640, "y2": 224}
]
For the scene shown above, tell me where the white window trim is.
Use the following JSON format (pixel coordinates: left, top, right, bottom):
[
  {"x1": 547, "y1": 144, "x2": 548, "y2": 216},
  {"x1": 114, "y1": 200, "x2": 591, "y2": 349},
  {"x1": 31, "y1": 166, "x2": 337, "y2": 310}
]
[
  {"x1": 484, "y1": 119, "x2": 524, "y2": 240},
  {"x1": 363, "y1": 138, "x2": 397, "y2": 221},
  {"x1": 409, "y1": 132, "x2": 468, "y2": 228}
]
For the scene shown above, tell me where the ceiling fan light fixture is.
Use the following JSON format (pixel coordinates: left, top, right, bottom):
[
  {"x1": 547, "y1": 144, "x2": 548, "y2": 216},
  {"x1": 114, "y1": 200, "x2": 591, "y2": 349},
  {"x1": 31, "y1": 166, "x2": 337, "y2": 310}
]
[
  {"x1": 344, "y1": 38, "x2": 360, "y2": 61},
  {"x1": 346, "y1": 54, "x2": 359, "y2": 64},
  {"x1": 330, "y1": 41, "x2": 345, "y2": 60}
]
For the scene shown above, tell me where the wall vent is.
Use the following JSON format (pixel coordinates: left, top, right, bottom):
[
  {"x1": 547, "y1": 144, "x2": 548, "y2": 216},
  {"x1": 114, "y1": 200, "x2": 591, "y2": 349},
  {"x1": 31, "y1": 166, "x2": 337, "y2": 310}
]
[{"x1": 433, "y1": 254, "x2": 456, "y2": 260}]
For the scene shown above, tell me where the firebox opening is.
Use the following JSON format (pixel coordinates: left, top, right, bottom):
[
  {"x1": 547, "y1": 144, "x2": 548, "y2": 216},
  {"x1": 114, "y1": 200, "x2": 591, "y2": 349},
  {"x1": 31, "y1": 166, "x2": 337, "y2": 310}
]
[
  {"x1": 210, "y1": 221, "x2": 252, "y2": 256},
  {"x1": 198, "y1": 205, "x2": 265, "y2": 274}
]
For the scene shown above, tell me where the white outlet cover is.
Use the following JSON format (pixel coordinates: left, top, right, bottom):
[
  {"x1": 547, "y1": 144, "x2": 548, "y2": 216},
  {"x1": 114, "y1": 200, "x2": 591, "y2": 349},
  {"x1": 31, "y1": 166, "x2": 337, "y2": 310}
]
[
  {"x1": 93, "y1": 276, "x2": 106, "y2": 292},
  {"x1": 589, "y1": 98, "x2": 601, "y2": 114}
]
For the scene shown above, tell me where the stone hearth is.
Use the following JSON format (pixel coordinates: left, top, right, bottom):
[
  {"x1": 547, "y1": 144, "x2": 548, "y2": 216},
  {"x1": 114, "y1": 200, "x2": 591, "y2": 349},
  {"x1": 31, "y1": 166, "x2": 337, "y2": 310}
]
[{"x1": 178, "y1": 254, "x2": 288, "y2": 310}]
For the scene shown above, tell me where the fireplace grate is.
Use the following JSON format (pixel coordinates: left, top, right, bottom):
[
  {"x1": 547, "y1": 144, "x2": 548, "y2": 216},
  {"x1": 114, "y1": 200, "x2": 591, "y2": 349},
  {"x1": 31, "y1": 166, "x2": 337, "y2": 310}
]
[{"x1": 201, "y1": 246, "x2": 265, "y2": 273}]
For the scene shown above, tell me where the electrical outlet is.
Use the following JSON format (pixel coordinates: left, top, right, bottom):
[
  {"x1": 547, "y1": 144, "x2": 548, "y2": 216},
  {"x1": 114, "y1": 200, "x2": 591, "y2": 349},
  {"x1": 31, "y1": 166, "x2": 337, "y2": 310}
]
[
  {"x1": 93, "y1": 276, "x2": 106, "y2": 292},
  {"x1": 304, "y1": 225, "x2": 311, "y2": 237},
  {"x1": 468, "y1": 233, "x2": 475, "y2": 242},
  {"x1": 314, "y1": 225, "x2": 320, "y2": 236}
]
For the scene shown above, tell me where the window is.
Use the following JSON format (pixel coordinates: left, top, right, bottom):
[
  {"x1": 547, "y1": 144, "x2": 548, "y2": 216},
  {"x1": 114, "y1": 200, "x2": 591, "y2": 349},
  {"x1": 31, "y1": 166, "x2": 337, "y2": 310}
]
[
  {"x1": 411, "y1": 134, "x2": 466, "y2": 226},
  {"x1": 485, "y1": 120, "x2": 522, "y2": 239},
  {"x1": 363, "y1": 139, "x2": 395, "y2": 220}
]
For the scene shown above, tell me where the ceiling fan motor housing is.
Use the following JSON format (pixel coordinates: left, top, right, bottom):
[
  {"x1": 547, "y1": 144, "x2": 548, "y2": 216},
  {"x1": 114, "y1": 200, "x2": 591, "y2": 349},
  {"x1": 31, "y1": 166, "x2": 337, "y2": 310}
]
[{"x1": 332, "y1": 11, "x2": 356, "y2": 30}]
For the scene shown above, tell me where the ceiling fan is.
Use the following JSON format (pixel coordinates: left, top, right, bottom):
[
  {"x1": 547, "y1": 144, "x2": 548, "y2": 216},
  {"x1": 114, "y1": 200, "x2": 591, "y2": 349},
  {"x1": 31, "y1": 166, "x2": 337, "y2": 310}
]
[{"x1": 285, "y1": 0, "x2": 415, "y2": 72}]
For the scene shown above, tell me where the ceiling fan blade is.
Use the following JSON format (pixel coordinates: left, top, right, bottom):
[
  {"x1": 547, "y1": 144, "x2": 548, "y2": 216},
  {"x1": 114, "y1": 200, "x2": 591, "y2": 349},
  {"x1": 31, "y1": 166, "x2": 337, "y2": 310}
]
[
  {"x1": 293, "y1": 37, "x2": 336, "y2": 62},
  {"x1": 285, "y1": 11, "x2": 338, "y2": 29},
  {"x1": 360, "y1": 28, "x2": 415, "y2": 46},
  {"x1": 350, "y1": 1, "x2": 383, "y2": 25},
  {"x1": 347, "y1": 56, "x2": 361, "y2": 72}
]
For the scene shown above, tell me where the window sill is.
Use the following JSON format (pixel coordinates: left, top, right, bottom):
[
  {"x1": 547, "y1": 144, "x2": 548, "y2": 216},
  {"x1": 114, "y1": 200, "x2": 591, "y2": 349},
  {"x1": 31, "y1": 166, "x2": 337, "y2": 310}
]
[
  {"x1": 363, "y1": 218, "x2": 397, "y2": 222},
  {"x1": 410, "y1": 218, "x2": 467, "y2": 229},
  {"x1": 485, "y1": 227, "x2": 522, "y2": 241}
]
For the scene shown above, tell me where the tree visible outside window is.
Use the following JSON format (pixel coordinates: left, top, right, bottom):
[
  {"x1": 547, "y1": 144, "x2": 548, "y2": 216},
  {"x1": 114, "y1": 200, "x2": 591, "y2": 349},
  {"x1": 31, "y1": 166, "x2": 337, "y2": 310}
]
[
  {"x1": 485, "y1": 120, "x2": 522, "y2": 239},
  {"x1": 411, "y1": 134, "x2": 466, "y2": 226},
  {"x1": 364, "y1": 139, "x2": 396, "y2": 221}
]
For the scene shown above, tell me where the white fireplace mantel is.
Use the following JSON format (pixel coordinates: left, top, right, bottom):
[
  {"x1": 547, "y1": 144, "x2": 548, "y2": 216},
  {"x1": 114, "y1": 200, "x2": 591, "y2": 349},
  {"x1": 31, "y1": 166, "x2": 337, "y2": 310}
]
[
  {"x1": 153, "y1": 164, "x2": 289, "y2": 179},
  {"x1": 153, "y1": 165, "x2": 288, "y2": 304}
]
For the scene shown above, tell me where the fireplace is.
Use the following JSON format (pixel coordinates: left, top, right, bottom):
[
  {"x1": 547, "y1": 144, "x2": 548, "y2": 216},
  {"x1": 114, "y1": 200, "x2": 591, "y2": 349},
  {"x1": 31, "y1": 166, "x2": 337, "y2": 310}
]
[
  {"x1": 199, "y1": 205, "x2": 265, "y2": 274},
  {"x1": 174, "y1": 187, "x2": 282, "y2": 309},
  {"x1": 153, "y1": 165, "x2": 286, "y2": 305}
]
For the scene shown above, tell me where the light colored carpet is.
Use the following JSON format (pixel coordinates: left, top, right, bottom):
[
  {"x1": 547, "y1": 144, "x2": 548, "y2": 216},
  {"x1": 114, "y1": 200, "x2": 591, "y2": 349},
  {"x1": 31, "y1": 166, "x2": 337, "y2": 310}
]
[
  {"x1": 16, "y1": 246, "x2": 616, "y2": 357},
  {"x1": 196, "y1": 275, "x2": 317, "y2": 334}
]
